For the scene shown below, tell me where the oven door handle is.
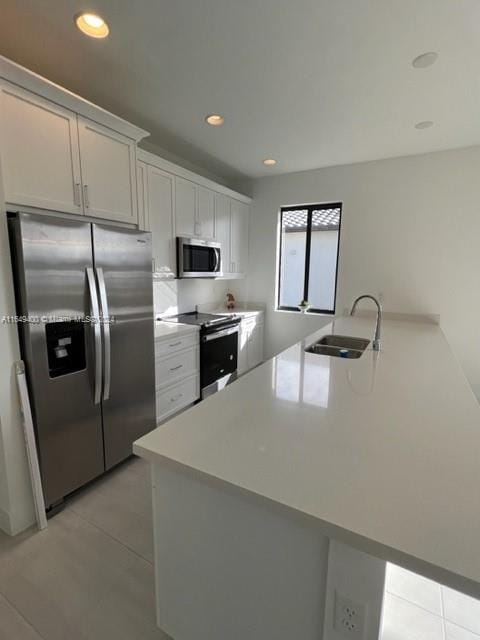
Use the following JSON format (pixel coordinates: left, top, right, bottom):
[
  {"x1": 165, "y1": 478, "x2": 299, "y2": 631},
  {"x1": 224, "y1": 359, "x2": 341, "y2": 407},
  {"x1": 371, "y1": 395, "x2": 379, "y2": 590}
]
[{"x1": 202, "y1": 326, "x2": 238, "y2": 342}]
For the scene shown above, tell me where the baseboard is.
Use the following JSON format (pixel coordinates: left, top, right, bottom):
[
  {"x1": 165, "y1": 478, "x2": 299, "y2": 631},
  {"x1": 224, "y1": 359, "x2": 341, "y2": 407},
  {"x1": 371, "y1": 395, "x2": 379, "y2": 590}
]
[{"x1": 0, "y1": 506, "x2": 12, "y2": 535}]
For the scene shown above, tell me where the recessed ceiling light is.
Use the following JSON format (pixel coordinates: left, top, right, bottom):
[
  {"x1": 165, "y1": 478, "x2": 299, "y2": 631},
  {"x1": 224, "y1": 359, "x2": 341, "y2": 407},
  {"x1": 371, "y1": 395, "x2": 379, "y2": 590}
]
[
  {"x1": 415, "y1": 120, "x2": 434, "y2": 129},
  {"x1": 412, "y1": 52, "x2": 438, "y2": 68},
  {"x1": 263, "y1": 158, "x2": 277, "y2": 166},
  {"x1": 205, "y1": 114, "x2": 225, "y2": 126},
  {"x1": 75, "y1": 13, "x2": 110, "y2": 38}
]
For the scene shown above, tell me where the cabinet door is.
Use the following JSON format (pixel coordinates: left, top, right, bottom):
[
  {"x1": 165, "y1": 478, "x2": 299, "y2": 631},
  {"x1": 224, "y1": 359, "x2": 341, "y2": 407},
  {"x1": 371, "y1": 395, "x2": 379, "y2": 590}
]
[
  {"x1": 230, "y1": 200, "x2": 249, "y2": 276},
  {"x1": 147, "y1": 165, "x2": 176, "y2": 279},
  {"x1": 238, "y1": 321, "x2": 249, "y2": 375},
  {"x1": 175, "y1": 176, "x2": 197, "y2": 237},
  {"x1": 197, "y1": 186, "x2": 215, "y2": 239},
  {"x1": 0, "y1": 82, "x2": 82, "y2": 214},
  {"x1": 78, "y1": 117, "x2": 137, "y2": 224},
  {"x1": 214, "y1": 194, "x2": 231, "y2": 275},
  {"x1": 247, "y1": 322, "x2": 264, "y2": 370}
]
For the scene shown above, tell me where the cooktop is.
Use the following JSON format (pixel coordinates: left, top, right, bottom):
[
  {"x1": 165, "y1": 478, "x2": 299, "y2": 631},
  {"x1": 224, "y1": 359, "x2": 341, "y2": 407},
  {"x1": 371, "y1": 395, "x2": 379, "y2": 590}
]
[{"x1": 162, "y1": 311, "x2": 237, "y2": 328}]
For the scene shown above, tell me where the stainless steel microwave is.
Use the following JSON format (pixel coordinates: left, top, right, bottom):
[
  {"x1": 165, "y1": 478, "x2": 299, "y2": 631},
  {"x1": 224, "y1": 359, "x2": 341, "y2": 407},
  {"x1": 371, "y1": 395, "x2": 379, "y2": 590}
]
[{"x1": 177, "y1": 237, "x2": 222, "y2": 278}]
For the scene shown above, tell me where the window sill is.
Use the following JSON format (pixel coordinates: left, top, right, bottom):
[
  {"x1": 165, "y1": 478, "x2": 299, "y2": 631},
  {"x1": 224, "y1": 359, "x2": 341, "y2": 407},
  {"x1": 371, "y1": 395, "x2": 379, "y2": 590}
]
[{"x1": 274, "y1": 307, "x2": 335, "y2": 317}]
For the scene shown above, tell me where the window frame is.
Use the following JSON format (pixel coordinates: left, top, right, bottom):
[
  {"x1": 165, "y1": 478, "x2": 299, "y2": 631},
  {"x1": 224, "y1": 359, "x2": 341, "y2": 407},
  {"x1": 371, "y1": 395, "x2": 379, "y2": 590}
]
[{"x1": 276, "y1": 202, "x2": 342, "y2": 315}]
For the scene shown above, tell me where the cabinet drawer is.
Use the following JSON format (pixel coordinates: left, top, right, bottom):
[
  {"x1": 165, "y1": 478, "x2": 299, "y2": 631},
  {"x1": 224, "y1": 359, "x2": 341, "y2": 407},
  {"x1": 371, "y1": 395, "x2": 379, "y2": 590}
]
[
  {"x1": 156, "y1": 332, "x2": 198, "y2": 357},
  {"x1": 155, "y1": 347, "x2": 198, "y2": 388},
  {"x1": 156, "y1": 375, "x2": 199, "y2": 423}
]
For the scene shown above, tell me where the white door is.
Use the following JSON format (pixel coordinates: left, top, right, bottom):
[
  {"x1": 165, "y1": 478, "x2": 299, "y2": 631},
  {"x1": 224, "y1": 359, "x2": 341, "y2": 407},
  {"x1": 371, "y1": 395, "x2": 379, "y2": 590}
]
[
  {"x1": 0, "y1": 82, "x2": 82, "y2": 214},
  {"x1": 147, "y1": 165, "x2": 176, "y2": 279},
  {"x1": 175, "y1": 177, "x2": 197, "y2": 236},
  {"x1": 230, "y1": 200, "x2": 249, "y2": 276},
  {"x1": 214, "y1": 194, "x2": 231, "y2": 275},
  {"x1": 77, "y1": 117, "x2": 137, "y2": 224},
  {"x1": 197, "y1": 186, "x2": 215, "y2": 239}
]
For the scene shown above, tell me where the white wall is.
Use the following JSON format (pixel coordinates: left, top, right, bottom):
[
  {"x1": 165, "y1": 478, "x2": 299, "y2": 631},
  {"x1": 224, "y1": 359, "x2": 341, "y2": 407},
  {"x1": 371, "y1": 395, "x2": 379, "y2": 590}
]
[
  {"x1": 243, "y1": 146, "x2": 480, "y2": 400},
  {"x1": 154, "y1": 279, "x2": 228, "y2": 317}
]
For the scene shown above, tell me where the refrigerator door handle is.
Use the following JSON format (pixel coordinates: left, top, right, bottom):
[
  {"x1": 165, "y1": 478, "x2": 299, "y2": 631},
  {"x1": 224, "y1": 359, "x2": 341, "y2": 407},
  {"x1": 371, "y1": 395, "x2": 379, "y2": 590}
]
[
  {"x1": 86, "y1": 267, "x2": 102, "y2": 405},
  {"x1": 96, "y1": 267, "x2": 111, "y2": 402}
]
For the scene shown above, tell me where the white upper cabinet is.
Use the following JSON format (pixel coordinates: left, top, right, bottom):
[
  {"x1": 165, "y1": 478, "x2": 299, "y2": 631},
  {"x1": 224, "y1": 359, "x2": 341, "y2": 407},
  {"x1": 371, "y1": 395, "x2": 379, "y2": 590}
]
[
  {"x1": 230, "y1": 200, "x2": 249, "y2": 276},
  {"x1": 0, "y1": 82, "x2": 82, "y2": 214},
  {"x1": 0, "y1": 81, "x2": 140, "y2": 224},
  {"x1": 214, "y1": 194, "x2": 231, "y2": 275},
  {"x1": 214, "y1": 195, "x2": 249, "y2": 278},
  {"x1": 175, "y1": 178, "x2": 215, "y2": 239},
  {"x1": 175, "y1": 177, "x2": 197, "y2": 237},
  {"x1": 197, "y1": 186, "x2": 215, "y2": 239},
  {"x1": 77, "y1": 117, "x2": 137, "y2": 224},
  {"x1": 146, "y1": 165, "x2": 175, "y2": 279}
]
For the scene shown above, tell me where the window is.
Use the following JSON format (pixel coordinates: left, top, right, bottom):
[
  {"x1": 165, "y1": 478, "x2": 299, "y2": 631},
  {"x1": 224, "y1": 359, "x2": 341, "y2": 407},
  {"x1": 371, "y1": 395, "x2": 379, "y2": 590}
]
[{"x1": 277, "y1": 202, "x2": 342, "y2": 314}]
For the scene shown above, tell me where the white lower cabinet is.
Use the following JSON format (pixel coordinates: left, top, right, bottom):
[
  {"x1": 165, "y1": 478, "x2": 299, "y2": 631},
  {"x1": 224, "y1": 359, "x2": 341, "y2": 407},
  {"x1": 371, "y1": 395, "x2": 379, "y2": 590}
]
[
  {"x1": 238, "y1": 314, "x2": 264, "y2": 376},
  {"x1": 155, "y1": 332, "x2": 200, "y2": 424},
  {"x1": 156, "y1": 374, "x2": 199, "y2": 423}
]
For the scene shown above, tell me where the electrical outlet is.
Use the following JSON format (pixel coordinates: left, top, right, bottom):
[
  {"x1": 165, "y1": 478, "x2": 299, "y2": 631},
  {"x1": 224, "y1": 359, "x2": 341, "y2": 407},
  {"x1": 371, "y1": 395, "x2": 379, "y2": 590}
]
[{"x1": 333, "y1": 591, "x2": 367, "y2": 638}]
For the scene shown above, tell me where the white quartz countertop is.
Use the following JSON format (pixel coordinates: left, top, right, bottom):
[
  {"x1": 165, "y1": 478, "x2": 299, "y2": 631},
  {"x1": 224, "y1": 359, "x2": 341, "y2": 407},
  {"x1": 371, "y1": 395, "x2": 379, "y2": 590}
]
[
  {"x1": 154, "y1": 320, "x2": 199, "y2": 340},
  {"x1": 136, "y1": 316, "x2": 480, "y2": 596}
]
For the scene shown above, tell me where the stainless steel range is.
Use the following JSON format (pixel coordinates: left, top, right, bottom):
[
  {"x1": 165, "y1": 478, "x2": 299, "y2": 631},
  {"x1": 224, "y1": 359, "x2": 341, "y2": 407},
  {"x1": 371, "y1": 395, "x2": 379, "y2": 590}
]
[{"x1": 163, "y1": 312, "x2": 241, "y2": 399}]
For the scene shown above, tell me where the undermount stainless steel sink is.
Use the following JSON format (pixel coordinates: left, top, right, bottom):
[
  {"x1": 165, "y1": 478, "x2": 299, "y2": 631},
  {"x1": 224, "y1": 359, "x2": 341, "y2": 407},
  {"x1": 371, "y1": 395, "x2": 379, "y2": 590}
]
[{"x1": 305, "y1": 335, "x2": 370, "y2": 359}]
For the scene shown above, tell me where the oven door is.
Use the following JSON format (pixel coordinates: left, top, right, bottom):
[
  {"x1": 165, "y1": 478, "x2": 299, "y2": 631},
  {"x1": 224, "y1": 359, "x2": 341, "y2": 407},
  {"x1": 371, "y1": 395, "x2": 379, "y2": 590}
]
[
  {"x1": 200, "y1": 326, "x2": 238, "y2": 398},
  {"x1": 177, "y1": 238, "x2": 222, "y2": 278}
]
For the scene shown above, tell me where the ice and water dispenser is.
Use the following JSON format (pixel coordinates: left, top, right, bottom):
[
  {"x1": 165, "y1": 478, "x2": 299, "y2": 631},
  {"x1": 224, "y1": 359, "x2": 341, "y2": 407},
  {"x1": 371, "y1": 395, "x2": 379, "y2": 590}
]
[{"x1": 45, "y1": 321, "x2": 86, "y2": 378}]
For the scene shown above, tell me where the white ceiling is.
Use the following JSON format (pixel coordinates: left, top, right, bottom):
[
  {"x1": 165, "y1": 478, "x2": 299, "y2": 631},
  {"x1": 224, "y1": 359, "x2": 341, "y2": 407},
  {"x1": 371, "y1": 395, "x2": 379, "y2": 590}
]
[{"x1": 1, "y1": 0, "x2": 479, "y2": 184}]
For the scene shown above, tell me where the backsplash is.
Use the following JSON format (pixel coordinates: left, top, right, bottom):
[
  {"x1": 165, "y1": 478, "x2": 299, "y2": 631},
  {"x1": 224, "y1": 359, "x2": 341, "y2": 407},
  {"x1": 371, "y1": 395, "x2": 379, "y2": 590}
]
[{"x1": 153, "y1": 279, "x2": 229, "y2": 317}]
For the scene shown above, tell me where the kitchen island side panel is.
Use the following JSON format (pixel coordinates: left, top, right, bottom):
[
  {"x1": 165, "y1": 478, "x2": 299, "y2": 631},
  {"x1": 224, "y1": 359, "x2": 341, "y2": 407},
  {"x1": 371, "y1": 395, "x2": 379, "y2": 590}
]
[{"x1": 151, "y1": 462, "x2": 330, "y2": 640}]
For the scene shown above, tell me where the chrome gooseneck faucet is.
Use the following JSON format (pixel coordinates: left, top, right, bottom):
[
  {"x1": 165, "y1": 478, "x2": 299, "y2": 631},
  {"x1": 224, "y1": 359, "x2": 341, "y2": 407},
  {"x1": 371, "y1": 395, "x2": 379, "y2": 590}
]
[{"x1": 350, "y1": 294, "x2": 382, "y2": 351}]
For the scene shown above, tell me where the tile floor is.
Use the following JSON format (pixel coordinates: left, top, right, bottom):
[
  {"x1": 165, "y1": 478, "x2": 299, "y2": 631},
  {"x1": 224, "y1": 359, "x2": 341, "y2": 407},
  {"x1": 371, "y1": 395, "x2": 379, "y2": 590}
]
[
  {"x1": 1, "y1": 457, "x2": 479, "y2": 640},
  {"x1": 0, "y1": 456, "x2": 169, "y2": 640},
  {"x1": 382, "y1": 562, "x2": 480, "y2": 640}
]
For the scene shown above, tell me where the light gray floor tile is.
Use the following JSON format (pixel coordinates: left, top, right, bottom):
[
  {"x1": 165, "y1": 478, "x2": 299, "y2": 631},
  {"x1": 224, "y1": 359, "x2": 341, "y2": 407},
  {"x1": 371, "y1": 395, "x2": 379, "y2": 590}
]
[
  {"x1": 385, "y1": 562, "x2": 443, "y2": 616},
  {"x1": 0, "y1": 509, "x2": 148, "y2": 640},
  {"x1": 68, "y1": 456, "x2": 154, "y2": 563},
  {"x1": 381, "y1": 592, "x2": 444, "y2": 640},
  {"x1": 78, "y1": 559, "x2": 169, "y2": 639},
  {"x1": 446, "y1": 621, "x2": 480, "y2": 640},
  {"x1": 443, "y1": 587, "x2": 480, "y2": 635},
  {"x1": 0, "y1": 593, "x2": 43, "y2": 640},
  {"x1": 0, "y1": 457, "x2": 170, "y2": 640}
]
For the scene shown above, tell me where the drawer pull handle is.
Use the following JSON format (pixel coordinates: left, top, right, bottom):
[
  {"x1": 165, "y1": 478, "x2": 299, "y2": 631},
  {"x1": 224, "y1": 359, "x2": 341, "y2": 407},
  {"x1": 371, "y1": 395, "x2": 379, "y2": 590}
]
[
  {"x1": 170, "y1": 364, "x2": 183, "y2": 371},
  {"x1": 170, "y1": 393, "x2": 183, "y2": 402},
  {"x1": 169, "y1": 341, "x2": 182, "y2": 347}
]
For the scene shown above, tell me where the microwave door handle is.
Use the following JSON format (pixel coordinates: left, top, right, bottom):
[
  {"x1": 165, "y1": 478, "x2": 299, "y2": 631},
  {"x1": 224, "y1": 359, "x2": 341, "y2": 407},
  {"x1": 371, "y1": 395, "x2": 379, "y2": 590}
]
[
  {"x1": 86, "y1": 267, "x2": 102, "y2": 405},
  {"x1": 214, "y1": 248, "x2": 220, "y2": 273},
  {"x1": 96, "y1": 267, "x2": 111, "y2": 402}
]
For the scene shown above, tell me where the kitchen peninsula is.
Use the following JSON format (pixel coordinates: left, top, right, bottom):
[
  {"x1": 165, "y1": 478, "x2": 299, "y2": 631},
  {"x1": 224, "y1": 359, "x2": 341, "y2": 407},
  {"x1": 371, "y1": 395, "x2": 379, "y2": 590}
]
[{"x1": 134, "y1": 316, "x2": 480, "y2": 640}]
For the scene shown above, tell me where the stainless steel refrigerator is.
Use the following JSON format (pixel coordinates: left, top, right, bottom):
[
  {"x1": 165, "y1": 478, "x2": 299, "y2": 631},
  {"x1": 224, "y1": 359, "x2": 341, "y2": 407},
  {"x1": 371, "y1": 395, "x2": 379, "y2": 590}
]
[{"x1": 8, "y1": 211, "x2": 156, "y2": 513}]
